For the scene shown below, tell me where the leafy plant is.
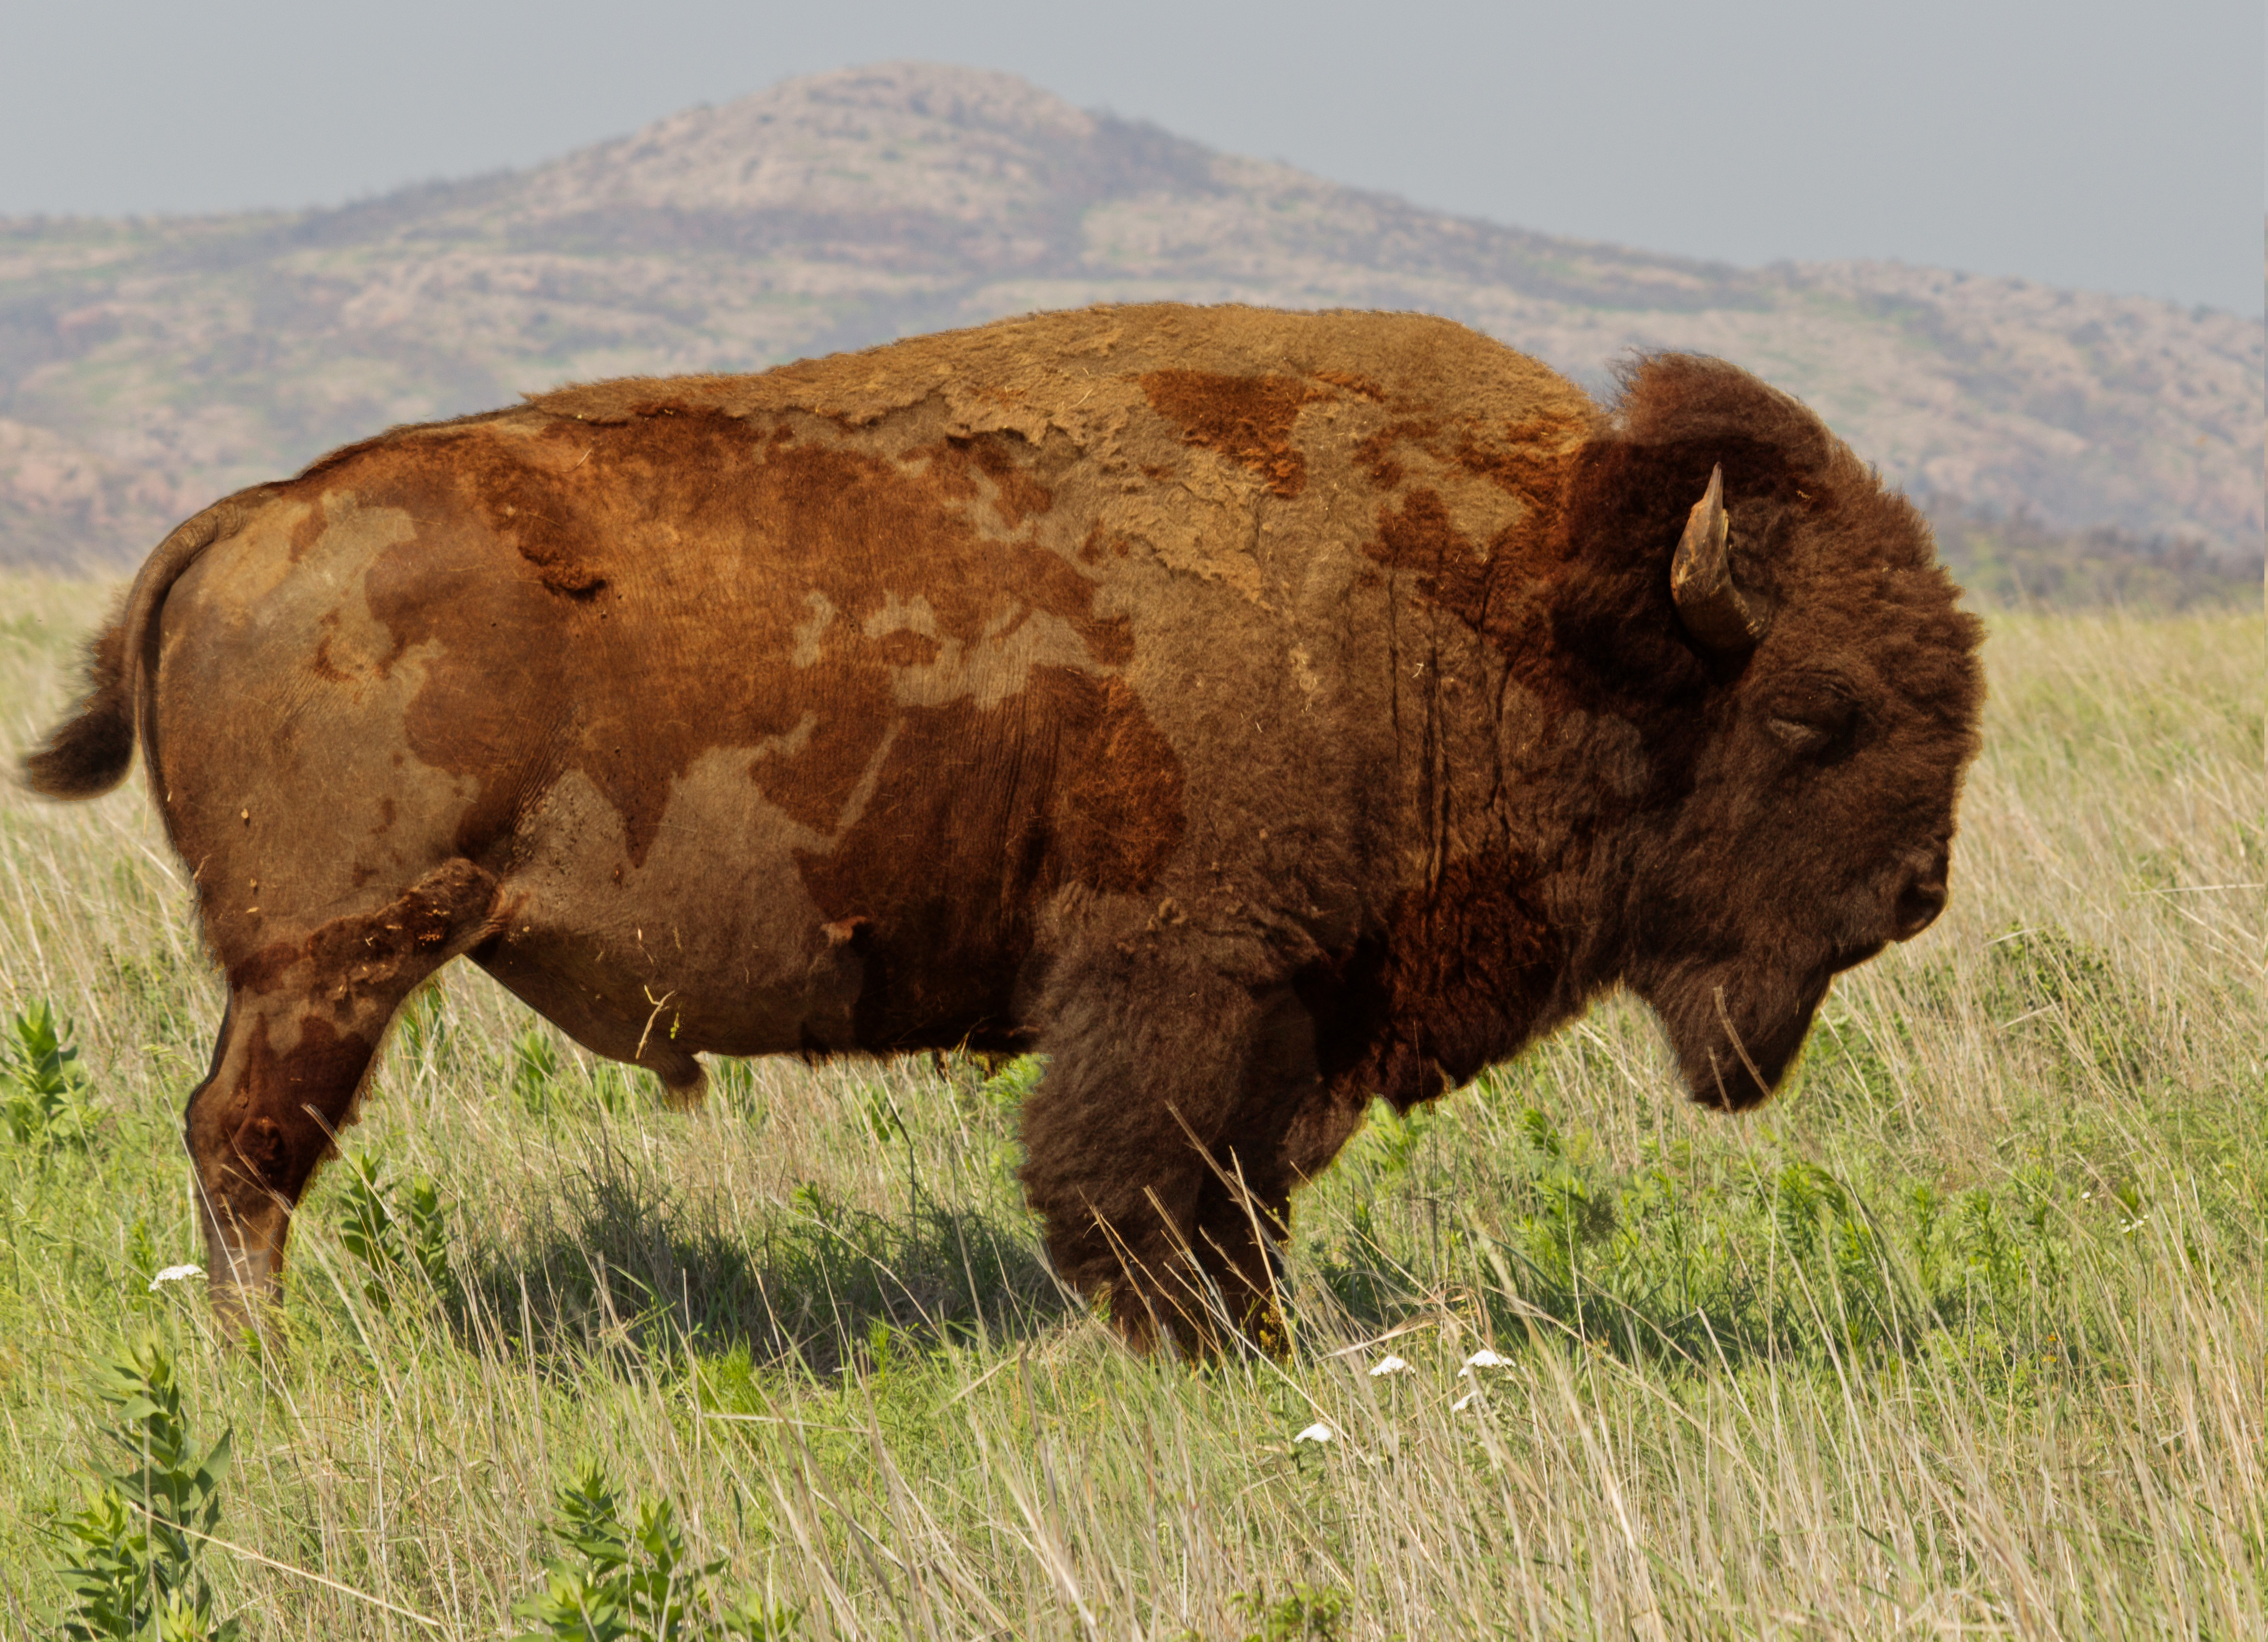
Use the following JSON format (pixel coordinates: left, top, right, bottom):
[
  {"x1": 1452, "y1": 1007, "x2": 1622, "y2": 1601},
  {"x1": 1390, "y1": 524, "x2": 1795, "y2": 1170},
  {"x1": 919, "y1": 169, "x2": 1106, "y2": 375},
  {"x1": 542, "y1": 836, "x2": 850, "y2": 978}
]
[
  {"x1": 1228, "y1": 1584, "x2": 1346, "y2": 1642},
  {"x1": 53, "y1": 1337, "x2": 239, "y2": 1640},
  {"x1": 513, "y1": 1028, "x2": 566, "y2": 1115},
  {"x1": 860, "y1": 1085, "x2": 906, "y2": 1143},
  {"x1": 4, "y1": 998, "x2": 97, "y2": 1147},
  {"x1": 1330, "y1": 1086, "x2": 2089, "y2": 1380},
  {"x1": 1511, "y1": 1106, "x2": 1618, "y2": 1284},
  {"x1": 1347, "y1": 1098, "x2": 1436, "y2": 1182},
  {"x1": 512, "y1": 1462, "x2": 799, "y2": 1641},
  {"x1": 593, "y1": 1065, "x2": 643, "y2": 1119},
  {"x1": 713, "y1": 1592, "x2": 803, "y2": 1641},
  {"x1": 338, "y1": 1152, "x2": 450, "y2": 1311},
  {"x1": 974, "y1": 1053, "x2": 1045, "y2": 1112},
  {"x1": 708, "y1": 1057, "x2": 766, "y2": 1121}
]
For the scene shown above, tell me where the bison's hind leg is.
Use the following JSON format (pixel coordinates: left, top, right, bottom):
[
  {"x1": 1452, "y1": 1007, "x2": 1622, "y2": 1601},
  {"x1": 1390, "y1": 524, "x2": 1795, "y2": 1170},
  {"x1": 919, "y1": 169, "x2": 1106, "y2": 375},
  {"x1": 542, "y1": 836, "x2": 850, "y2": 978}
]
[{"x1": 186, "y1": 861, "x2": 499, "y2": 1329}]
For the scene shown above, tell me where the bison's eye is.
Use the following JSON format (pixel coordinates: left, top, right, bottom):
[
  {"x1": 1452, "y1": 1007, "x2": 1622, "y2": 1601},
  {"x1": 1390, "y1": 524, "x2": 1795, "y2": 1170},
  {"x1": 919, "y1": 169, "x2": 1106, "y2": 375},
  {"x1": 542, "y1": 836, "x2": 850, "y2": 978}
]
[
  {"x1": 1755, "y1": 674, "x2": 1860, "y2": 759},
  {"x1": 1766, "y1": 715, "x2": 1841, "y2": 755}
]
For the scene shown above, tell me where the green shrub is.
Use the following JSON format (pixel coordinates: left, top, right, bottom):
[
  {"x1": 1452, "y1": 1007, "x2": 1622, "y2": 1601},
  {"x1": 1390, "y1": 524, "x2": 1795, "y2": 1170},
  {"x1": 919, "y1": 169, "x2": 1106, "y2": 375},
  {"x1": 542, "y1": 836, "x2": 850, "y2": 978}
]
[
  {"x1": 4, "y1": 998, "x2": 98, "y2": 1148},
  {"x1": 1386, "y1": 1097, "x2": 2084, "y2": 1377},
  {"x1": 1224, "y1": 1584, "x2": 1346, "y2": 1642},
  {"x1": 511, "y1": 1462, "x2": 799, "y2": 1641},
  {"x1": 338, "y1": 1152, "x2": 451, "y2": 1311},
  {"x1": 860, "y1": 1085, "x2": 906, "y2": 1143},
  {"x1": 513, "y1": 1029, "x2": 566, "y2": 1115},
  {"x1": 974, "y1": 1053, "x2": 1045, "y2": 1112},
  {"x1": 52, "y1": 1337, "x2": 239, "y2": 1641}
]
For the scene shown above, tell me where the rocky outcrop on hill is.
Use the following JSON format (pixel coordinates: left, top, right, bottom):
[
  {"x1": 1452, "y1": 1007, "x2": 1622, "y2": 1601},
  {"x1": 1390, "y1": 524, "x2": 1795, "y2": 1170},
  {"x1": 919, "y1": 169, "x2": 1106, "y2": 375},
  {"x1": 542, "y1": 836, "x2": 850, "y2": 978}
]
[{"x1": 1, "y1": 62, "x2": 2258, "y2": 572}]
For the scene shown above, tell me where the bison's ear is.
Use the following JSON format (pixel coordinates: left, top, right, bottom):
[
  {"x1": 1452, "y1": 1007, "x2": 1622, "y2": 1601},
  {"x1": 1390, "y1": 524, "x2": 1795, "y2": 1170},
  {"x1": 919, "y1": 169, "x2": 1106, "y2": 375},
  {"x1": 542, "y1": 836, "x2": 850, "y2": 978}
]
[{"x1": 1670, "y1": 464, "x2": 1771, "y2": 659}]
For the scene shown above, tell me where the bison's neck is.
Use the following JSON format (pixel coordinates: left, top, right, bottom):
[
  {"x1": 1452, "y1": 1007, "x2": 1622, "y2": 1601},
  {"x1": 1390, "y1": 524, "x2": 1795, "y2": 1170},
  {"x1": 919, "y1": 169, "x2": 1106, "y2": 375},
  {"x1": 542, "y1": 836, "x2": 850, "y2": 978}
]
[{"x1": 1299, "y1": 558, "x2": 1621, "y2": 1108}]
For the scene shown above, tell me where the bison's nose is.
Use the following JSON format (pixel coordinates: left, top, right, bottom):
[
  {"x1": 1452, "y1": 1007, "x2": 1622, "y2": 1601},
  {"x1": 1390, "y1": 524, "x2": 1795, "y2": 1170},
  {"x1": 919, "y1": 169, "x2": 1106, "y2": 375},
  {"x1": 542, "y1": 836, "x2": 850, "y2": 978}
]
[{"x1": 1892, "y1": 857, "x2": 1948, "y2": 941}]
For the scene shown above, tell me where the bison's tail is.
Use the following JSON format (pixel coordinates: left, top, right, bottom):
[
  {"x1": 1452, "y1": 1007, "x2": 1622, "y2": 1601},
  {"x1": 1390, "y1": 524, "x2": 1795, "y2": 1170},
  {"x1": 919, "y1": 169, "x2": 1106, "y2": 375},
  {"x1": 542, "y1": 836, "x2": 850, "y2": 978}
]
[
  {"x1": 21, "y1": 613, "x2": 135, "y2": 798},
  {"x1": 20, "y1": 495, "x2": 258, "y2": 799}
]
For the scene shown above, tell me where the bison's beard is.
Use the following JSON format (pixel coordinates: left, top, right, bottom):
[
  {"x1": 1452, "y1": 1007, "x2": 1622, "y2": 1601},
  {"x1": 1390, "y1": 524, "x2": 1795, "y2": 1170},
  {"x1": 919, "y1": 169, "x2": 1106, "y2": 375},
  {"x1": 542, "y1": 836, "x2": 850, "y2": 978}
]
[{"x1": 1629, "y1": 957, "x2": 1839, "y2": 1111}]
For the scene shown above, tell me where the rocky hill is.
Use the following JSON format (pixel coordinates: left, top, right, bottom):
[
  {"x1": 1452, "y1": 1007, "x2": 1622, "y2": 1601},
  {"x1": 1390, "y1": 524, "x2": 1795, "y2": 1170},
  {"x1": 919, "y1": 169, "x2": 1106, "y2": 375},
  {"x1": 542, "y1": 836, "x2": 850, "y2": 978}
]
[{"x1": 2, "y1": 62, "x2": 2258, "y2": 573}]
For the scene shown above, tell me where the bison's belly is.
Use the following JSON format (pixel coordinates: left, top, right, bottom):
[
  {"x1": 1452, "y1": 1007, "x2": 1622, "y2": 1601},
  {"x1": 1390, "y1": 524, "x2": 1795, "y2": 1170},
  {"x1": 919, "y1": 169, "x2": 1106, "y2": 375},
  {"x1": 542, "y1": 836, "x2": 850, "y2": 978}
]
[{"x1": 483, "y1": 743, "x2": 1051, "y2": 1059}]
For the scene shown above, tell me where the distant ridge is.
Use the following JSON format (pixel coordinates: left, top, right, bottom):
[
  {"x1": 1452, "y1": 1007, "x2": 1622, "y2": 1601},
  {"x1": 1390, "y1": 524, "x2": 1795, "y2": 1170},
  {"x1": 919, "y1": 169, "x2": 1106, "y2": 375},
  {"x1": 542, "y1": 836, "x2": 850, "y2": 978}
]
[{"x1": 1, "y1": 62, "x2": 2258, "y2": 574}]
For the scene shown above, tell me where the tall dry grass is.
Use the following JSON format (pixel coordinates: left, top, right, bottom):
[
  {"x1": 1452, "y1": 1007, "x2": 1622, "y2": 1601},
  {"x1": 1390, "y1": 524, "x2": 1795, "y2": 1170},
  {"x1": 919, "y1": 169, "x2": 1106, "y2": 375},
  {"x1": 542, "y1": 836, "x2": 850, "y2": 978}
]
[{"x1": 0, "y1": 577, "x2": 2259, "y2": 1638}]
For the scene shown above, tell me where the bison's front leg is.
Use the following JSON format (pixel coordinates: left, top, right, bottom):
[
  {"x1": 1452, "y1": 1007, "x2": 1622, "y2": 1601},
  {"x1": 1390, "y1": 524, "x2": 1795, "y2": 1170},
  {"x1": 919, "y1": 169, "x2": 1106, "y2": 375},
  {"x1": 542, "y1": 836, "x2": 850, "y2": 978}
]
[{"x1": 1019, "y1": 944, "x2": 1337, "y2": 1354}]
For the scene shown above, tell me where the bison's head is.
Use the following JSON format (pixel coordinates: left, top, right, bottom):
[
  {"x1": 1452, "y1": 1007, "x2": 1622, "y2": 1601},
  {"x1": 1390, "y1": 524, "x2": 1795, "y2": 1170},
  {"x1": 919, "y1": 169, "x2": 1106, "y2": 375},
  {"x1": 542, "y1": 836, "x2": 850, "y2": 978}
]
[{"x1": 1560, "y1": 355, "x2": 1984, "y2": 1110}]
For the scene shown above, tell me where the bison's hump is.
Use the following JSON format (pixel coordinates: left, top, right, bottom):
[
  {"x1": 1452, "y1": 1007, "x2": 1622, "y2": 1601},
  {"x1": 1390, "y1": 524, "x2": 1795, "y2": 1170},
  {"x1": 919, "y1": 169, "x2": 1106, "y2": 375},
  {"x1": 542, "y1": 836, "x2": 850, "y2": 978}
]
[{"x1": 525, "y1": 303, "x2": 1598, "y2": 450}]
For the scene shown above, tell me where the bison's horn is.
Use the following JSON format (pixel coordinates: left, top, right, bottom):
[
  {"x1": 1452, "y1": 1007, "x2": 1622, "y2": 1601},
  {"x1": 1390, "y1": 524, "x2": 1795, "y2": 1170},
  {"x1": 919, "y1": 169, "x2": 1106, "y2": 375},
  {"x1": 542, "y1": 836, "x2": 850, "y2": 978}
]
[{"x1": 1670, "y1": 464, "x2": 1769, "y2": 657}]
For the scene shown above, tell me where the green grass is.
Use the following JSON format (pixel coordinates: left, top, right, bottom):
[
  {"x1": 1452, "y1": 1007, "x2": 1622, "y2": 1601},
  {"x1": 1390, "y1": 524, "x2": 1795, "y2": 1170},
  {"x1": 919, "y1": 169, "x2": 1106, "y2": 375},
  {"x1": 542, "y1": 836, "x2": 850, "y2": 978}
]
[{"x1": 1, "y1": 578, "x2": 2261, "y2": 1637}]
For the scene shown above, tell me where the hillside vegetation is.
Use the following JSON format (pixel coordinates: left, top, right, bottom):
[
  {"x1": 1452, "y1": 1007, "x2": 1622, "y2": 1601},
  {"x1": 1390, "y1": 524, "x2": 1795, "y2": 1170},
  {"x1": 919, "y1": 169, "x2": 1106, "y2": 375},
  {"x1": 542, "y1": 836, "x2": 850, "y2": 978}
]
[
  {"x1": 2, "y1": 63, "x2": 2260, "y2": 574},
  {"x1": 0, "y1": 583, "x2": 2261, "y2": 1637},
  {"x1": 1923, "y1": 500, "x2": 2262, "y2": 613}
]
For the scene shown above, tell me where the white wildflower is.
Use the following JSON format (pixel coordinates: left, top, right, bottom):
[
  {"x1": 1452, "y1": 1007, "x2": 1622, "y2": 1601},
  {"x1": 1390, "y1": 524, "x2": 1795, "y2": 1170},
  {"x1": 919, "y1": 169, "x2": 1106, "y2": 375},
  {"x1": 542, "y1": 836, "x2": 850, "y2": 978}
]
[
  {"x1": 1293, "y1": 1422, "x2": 1335, "y2": 1445},
  {"x1": 1459, "y1": 1348, "x2": 1512, "y2": 1376},
  {"x1": 1451, "y1": 1390, "x2": 1480, "y2": 1412},
  {"x1": 1369, "y1": 1354, "x2": 1412, "y2": 1378},
  {"x1": 148, "y1": 1264, "x2": 203, "y2": 1291}
]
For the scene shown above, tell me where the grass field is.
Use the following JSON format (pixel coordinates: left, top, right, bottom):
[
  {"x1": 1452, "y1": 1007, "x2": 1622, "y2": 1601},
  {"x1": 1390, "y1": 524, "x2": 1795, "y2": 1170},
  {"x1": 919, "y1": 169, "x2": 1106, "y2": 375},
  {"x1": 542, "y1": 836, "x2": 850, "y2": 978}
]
[{"x1": 0, "y1": 576, "x2": 2259, "y2": 1639}]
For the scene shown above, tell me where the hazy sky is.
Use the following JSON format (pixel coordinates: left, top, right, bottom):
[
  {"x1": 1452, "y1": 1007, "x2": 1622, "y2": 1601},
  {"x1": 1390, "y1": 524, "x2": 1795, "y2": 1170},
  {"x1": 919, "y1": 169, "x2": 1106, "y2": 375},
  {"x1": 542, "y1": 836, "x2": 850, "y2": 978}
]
[{"x1": 3, "y1": 0, "x2": 2258, "y2": 314}]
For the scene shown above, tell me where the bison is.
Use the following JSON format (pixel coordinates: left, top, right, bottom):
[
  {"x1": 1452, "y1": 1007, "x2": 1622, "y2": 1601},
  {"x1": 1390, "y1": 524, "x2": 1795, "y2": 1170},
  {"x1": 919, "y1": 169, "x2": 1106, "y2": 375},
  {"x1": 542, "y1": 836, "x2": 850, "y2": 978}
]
[{"x1": 23, "y1": 303, "x2": 1982, "y2": 1349}]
